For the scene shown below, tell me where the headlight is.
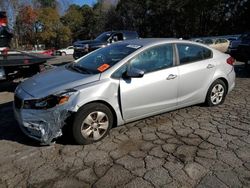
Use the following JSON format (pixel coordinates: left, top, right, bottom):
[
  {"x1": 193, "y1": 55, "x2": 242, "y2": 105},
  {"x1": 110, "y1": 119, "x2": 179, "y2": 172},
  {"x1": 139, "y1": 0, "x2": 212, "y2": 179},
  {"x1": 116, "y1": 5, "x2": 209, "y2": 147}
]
[{"x1": 23, "y1": 90, "x2": 76, "y2": 110}]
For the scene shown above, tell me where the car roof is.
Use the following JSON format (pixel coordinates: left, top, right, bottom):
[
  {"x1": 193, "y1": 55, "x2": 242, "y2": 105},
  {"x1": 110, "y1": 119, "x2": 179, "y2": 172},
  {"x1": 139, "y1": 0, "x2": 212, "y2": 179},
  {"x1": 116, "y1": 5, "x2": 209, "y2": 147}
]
[
  {"x1": 114, "y1": 38, "x2": 216, "y2": 53},
  {"x1": 119, "y1": 38, "x2": 183, "y2": 47}
]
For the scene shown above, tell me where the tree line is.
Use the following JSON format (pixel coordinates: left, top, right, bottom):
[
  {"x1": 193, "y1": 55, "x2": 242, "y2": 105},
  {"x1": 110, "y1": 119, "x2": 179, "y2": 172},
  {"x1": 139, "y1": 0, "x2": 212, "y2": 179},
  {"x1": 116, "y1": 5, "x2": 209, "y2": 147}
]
[{"x1": 1, "y1": 0, "x2": 250, "y2": 49}]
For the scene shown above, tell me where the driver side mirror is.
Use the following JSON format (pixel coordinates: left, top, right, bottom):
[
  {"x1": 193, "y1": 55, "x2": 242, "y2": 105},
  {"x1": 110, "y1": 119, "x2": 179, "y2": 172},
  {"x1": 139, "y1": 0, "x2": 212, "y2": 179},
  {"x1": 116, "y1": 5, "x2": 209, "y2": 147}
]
[{"x1": 124, "y1": 68, "x2": 144, "y2": 78}]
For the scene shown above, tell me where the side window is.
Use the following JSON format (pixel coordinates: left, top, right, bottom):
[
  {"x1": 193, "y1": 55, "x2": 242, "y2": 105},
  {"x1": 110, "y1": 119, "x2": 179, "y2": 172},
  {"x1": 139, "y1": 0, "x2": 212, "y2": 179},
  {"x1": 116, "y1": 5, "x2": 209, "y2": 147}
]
[
  {"x1": 215, "y1": 39, "x2": 221, "y2": 44},
  {"x1": 220, "y1": 39, "x2": 224, "y2": 44},
  {"x1": 112, "y1": 33, "x2": 123, "y2": 42},
  {"x1": 177, "y1": 44, "x2": 212, "y2": 64},
  {"x1": 204, "y1": 39, "x2": 214, "y2": 45},
  {"x1": 112, "y1": 64, "x2": 128, "y2": 79},
  {"x1": 130, "y1": 44, "x2": 173, "y2": 73}
]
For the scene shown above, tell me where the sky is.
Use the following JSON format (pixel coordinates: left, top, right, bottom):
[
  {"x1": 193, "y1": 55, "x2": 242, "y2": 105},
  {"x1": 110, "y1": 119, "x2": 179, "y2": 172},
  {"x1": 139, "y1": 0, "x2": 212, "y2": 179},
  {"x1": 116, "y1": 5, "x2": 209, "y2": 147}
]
[{"x1": 72, "y1": 0, "x2": 97, "y2": 6}]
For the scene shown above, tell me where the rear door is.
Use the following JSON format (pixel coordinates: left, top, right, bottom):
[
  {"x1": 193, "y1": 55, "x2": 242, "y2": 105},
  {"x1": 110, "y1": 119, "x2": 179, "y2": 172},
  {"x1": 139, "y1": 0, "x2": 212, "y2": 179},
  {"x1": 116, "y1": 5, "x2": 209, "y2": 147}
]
[
  {"x1": 119, "y1": 44, "x2": 179, "y2": 121},
  {"x1": 176, "y1": 43, "x2": 215, "y2": 106}
]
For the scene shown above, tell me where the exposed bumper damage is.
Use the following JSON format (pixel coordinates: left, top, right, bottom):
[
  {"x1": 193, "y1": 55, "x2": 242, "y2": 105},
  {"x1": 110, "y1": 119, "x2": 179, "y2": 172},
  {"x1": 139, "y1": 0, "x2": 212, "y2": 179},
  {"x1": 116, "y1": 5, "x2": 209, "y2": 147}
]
[
  {"x1": 14, "y1": 107, "x2": 70, "y2": 145},
  {"x1": 13, "y1": 77, "x2": 123, "y2": 145}
]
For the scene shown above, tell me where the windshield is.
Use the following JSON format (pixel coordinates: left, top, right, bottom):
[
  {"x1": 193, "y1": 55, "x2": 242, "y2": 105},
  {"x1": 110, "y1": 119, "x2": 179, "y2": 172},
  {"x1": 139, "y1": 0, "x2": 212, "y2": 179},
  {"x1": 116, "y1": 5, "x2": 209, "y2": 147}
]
[
  {"x1": 95, "y1": 32, "x2": 112, "y2": 42},
  {"x1": 69, "y1": 43, "x2": 141, "y2": 74}
]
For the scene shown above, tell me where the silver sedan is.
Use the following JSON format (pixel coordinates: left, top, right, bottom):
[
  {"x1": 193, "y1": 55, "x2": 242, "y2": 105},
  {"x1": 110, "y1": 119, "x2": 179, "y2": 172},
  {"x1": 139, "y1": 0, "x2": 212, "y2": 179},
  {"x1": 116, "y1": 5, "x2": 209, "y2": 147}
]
[{"x1": 13, "y1": 39, "x2": 235, "y2": 145}]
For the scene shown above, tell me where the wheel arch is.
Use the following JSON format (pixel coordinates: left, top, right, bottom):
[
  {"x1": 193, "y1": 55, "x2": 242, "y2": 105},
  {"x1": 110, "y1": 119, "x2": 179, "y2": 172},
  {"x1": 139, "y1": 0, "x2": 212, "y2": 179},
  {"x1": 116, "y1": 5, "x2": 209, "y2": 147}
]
[
  {"x1": 204, "y1": 76, "x2": 229, "y2": 102},
  {"x1": 215, "y1": 77, "x2": 229, "y2": 94},
  {"x1": 77, "y1": 100, "x2": 118, "y2": 128},
  {"x1": 205, "y1": 77, "x2": 228, "y2": 106}
]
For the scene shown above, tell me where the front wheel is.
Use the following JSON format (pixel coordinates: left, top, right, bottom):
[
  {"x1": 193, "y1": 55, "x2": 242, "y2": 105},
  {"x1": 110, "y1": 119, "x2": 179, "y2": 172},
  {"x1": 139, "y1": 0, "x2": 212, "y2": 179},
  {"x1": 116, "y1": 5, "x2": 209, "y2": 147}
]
[
  {"x1": 72, "y1": 103, "x2": 113, "y2": 145},
  {"x1": 206, "y1": 79, "x2": 227, "y2": 107}
]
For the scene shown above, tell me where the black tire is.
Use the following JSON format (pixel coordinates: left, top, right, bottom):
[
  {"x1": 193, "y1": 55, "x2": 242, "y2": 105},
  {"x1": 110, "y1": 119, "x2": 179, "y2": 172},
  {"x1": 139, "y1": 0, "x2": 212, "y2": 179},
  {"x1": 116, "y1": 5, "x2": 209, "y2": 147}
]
[
  {"x1": 206, "y1": 79, "x2": 227, "y2": 107},
  {"x1": 72, "y1": 103, "x2": 113, "y2": 145}
]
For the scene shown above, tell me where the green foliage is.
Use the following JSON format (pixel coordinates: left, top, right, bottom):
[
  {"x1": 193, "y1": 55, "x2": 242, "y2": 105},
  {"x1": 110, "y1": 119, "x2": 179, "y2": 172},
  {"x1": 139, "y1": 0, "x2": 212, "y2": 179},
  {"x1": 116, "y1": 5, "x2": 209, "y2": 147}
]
[
  {"x1": 113, "y1": 0, "x2": 250, "y2": 37},
  {"x1": 37, "y1": 7, "x2": 71, "y2": 47},
  {"x1": 13, "y1": 0, "x2": 250, "y2": 48},
  {"x1": 61, "y1": 5, "x2": 83, "y2": 40}
]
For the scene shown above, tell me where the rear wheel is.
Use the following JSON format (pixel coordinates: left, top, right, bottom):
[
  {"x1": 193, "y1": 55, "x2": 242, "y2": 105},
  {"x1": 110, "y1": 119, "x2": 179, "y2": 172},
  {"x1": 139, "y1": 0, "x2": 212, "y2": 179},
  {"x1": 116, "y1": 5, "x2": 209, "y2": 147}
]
[
  {"x1": 206, "y1": 79, "x2": 227, "y2": 106},
  {"x1": 72, "y1": 103, "x2": 113, "y2": 145}
]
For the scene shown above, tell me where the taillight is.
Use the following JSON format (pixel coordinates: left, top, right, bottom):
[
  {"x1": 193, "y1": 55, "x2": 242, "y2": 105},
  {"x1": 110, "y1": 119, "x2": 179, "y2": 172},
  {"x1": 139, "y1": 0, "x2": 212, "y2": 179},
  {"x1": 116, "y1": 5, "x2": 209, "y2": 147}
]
[{"x1": 227, "y1": 56, "x2": 235, "y2": 65}]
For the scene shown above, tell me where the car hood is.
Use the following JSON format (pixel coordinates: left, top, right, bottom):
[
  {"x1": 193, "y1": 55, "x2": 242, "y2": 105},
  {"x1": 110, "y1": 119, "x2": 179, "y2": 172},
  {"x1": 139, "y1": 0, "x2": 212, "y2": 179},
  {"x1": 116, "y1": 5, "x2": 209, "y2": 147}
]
[{"x1": 20, "y1": 65, "x2": 100, "y2": 98}]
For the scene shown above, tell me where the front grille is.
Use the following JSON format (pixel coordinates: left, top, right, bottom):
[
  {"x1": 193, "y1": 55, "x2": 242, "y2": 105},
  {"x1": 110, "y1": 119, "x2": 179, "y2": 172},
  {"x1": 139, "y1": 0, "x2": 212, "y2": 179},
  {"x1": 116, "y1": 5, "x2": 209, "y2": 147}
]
[{"x1": 14, "y1": 95, "x2": 23, "y2": 109}]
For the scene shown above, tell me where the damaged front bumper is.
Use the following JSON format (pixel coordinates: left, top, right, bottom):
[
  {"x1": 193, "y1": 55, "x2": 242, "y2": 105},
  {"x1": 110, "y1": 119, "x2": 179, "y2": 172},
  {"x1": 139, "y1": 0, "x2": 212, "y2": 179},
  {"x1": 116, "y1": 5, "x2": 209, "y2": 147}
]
[{"x1": 14, "y1": 104, "x2": 70, "y2": 145}]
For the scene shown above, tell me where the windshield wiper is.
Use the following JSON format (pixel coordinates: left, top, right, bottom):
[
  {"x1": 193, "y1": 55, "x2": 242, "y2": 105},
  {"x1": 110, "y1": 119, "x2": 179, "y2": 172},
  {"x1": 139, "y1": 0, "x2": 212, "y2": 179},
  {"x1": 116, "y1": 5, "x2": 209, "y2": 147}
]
[{"x1": 70, "y1": 64, "x2": 92, "y2": 74}]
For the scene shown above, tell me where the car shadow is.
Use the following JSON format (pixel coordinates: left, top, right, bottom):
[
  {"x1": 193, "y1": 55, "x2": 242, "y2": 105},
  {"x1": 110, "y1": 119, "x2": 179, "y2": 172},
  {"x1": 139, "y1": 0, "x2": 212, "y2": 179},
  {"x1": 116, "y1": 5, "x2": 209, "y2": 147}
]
[
  {"x1": 0, "y1": 101, "x2": 41, "y2": 146},
  {"x1": 0, "y1": 80, "x2": 19, "y2": 92},
  {"x1": 0, "y1": 101, "x2": 76, "y2": 146}
]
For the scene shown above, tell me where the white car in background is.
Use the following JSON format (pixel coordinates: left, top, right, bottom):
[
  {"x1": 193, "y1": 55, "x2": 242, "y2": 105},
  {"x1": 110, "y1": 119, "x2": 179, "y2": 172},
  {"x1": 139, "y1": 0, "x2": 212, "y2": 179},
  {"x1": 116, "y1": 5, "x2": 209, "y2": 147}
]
[
  {"x1": 204, "y1": 38, "x2": 230, "y2": 53},
  {"x1": 56, "y1": 46, "x2": 74, "y2": 56}
]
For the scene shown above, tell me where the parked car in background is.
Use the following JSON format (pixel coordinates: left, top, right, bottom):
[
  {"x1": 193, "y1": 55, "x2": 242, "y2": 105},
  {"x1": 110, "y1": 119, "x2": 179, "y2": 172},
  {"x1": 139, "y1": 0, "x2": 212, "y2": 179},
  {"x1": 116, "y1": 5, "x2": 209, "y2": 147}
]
[
  {"x1": 192, "y1": 38, "x2": 204, "y2": 43},
  {"x1": 227, "y1": 37, "x2": 238, "y2": 42},
  {"x1": 41, "y1": 48, "x2": 55, "y2": 56},
  {"x1": 14, "y1": 38, "x2": 235, "y2": 145},
  {"x1": 203, "y1": 38, "x2": 213, "y2": 45},
  {"x1": 227, "y1": 33, "x2": 250, "y2": 63},
  {"x1": 73, "y1": 30, "x2": 139, "y2": 59},
  {"x1": 203, "y1": 38, "x2": 229, "y2": 53},
  {"x1": 56, "y1": 46, "x2": 74, "y2": 56}
]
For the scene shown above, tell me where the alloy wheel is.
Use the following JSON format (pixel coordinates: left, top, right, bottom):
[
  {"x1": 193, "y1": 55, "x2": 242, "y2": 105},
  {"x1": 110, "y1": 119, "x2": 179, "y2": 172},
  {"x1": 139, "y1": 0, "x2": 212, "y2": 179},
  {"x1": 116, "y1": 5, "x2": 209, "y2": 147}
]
[
  {"x1": 80, "y1": 111, "x2": 109, "y2": 140},
  {"x1": 210, "y1": 84, "x2": 225, "y2": 105}
]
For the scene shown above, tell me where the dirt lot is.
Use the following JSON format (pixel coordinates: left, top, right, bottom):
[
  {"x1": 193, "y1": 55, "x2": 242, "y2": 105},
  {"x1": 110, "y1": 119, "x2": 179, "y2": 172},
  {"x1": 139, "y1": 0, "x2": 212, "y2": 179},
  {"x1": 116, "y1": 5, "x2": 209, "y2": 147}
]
[{"x1": 0, "y1": 57, "x2": 250, "y2": 188}]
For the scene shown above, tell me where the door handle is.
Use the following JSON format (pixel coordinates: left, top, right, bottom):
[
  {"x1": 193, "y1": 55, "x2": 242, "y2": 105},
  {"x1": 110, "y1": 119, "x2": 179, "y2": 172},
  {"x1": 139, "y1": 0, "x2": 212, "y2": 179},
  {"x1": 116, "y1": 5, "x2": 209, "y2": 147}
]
[
  {"x1": 167, "y1": 74, "x2": 177, "y2": 80},
  {"x1": 207, "y1": 64, "x2": 215, "y2": 69}
]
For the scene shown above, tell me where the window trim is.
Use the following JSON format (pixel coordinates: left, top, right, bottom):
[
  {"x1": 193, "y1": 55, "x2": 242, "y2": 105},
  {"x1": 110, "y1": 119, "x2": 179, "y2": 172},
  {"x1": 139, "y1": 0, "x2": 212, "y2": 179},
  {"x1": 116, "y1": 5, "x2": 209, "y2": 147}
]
[
  {"x1": 128, "y1": 43, "x2": 176, "y2": 75},
  {"x1": 175, "y1": 43, "x2": 213, "y2": 66},
  {"x1": 111, "y1": 43, "x2": 177, "y2": 79}
]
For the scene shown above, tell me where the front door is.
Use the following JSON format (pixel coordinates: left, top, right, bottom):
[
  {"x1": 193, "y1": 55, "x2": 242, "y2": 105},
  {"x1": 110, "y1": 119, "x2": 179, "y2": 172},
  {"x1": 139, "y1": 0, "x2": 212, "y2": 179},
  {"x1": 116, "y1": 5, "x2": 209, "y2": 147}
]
[{"x1": 119, "y1": 44, "x2": 179, "y2": 121}]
